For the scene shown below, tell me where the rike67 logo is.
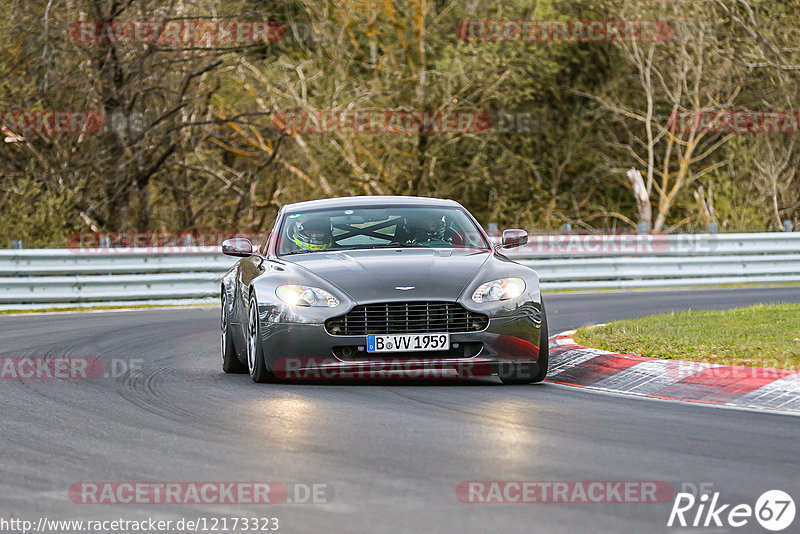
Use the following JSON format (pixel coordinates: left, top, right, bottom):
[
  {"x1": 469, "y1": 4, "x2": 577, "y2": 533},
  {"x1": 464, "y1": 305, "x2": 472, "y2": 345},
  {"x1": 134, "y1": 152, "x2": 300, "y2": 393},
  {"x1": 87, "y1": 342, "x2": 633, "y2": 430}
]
[{"x1": 668, "y1": 486, "x2": 795, "y2": 531}]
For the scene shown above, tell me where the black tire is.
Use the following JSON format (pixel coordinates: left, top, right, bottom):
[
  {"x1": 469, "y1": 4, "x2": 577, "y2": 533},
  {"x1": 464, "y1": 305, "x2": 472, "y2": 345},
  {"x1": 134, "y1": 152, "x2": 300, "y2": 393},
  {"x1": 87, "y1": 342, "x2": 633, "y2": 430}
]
[
  {"x1": 499, "y1": 302, "x2": 549, "y2": 385},
  {"x1": 530, "y1": 302, "x2": 549, "y2": 383},
  {"x1": 247, "y1": 292, "x2": 272, "y2": 383},
  {"x1": 221, "y1": 290, "x2": 247, "y2": 374}
]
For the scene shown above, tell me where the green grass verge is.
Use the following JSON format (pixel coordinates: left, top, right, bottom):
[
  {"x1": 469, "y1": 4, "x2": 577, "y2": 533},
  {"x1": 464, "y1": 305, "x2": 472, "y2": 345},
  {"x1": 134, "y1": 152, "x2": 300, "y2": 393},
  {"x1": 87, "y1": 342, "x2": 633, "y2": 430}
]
[
  {"x1": 544, "y1": 282, "x2": 800, "y2": 293},
  {"x1": 573, "y1": 303, "x2": 800, "y2": 370}
]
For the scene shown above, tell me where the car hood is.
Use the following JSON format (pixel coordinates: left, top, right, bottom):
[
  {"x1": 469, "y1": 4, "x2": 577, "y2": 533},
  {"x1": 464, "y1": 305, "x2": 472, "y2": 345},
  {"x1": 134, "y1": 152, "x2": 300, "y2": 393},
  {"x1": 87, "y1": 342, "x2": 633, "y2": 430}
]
[{"x1": 283, "y1": 248, "x2": 491, "y2": 303}]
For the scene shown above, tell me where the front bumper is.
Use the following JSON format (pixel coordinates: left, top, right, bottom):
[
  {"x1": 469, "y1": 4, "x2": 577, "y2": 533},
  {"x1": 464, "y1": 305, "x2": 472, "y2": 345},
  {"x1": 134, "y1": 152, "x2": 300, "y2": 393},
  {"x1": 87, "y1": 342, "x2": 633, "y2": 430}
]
[{"x1": 258, "y1": 302, "x2": 544, "y2": 379}]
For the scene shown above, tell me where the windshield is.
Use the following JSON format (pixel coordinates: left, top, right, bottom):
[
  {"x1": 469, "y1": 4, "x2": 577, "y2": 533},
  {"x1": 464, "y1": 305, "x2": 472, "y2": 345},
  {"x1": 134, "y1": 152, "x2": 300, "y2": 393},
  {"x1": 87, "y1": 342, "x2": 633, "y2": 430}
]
[{"x1": 277, "y1": 206, "x2": 489, "y2": 255}]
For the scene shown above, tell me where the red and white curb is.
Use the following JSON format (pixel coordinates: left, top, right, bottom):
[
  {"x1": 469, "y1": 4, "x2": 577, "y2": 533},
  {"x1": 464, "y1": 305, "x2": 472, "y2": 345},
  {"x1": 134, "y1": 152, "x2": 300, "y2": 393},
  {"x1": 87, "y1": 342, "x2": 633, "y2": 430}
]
[{"x1": 548, "y1": 327, "x2": 800, "y2": 414}]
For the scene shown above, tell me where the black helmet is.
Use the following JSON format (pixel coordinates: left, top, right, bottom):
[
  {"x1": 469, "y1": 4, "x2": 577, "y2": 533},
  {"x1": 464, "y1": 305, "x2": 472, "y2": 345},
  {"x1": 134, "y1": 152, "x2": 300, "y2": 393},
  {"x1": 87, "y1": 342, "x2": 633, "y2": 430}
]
[
  {"x1": 291, "y1": 216, "x2": 333, "y2": 250},
  {"x1": 413, "y1": 212, "x2": 446, "y2": 242}
]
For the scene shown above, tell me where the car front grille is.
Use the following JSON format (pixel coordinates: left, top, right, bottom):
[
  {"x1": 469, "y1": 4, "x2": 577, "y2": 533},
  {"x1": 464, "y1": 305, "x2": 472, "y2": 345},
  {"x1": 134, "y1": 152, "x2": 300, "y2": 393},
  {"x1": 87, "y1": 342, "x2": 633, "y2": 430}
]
[{"x1": 325, "y1": 301, "x2": 489, "y2": 335}]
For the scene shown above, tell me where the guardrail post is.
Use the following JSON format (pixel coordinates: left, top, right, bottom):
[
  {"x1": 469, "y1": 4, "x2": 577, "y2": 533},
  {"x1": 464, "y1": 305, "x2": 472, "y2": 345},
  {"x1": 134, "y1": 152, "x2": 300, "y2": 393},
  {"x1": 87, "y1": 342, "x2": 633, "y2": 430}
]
[
  {"x1": 708, "y1": 223, "x2": 718, "y2": 234},
  {"x1": 637, "y1": 222, "x2": 650, "y2": 235},
  {"x1": 784, "y1": 220, "x2": 794, "y2": 232},
  {"x1": 561, "y1": 223, "x2": 572, "y2": 233},
  {"x1": 11, "y1": 240, "x2": 23, "y2": 249}
]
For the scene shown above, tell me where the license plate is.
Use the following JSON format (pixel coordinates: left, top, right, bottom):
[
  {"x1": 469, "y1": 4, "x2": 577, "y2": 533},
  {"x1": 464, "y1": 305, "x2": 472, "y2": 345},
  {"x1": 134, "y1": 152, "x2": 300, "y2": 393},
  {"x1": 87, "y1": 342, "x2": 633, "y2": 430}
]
[{"x1": 367, "y1": 333, "x2": 450, "y2": 353}]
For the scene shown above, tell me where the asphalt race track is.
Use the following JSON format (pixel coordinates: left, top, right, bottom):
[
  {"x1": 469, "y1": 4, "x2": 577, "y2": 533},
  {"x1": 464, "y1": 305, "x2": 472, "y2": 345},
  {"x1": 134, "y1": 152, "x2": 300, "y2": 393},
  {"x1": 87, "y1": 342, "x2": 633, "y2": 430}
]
[{"x1": 2, "y1": 287, "x2": 800, "y2": 533}]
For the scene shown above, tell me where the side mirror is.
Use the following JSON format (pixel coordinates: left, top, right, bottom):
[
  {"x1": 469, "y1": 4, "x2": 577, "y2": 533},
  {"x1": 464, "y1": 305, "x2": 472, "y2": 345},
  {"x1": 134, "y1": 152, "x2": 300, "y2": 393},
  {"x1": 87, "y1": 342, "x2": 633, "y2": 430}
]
[
  {"x1": 501, "y1": 229, "x2": 528, "y2": 248},
  {"x1": 221, "y1": 238, "x2": 253, "y2": 257}
]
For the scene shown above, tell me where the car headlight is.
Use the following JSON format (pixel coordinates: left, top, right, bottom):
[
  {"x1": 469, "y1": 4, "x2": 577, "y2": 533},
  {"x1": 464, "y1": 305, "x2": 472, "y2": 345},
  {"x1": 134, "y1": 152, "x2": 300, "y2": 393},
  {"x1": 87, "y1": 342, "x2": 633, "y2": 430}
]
[
  {"x1": 471, "y1": 278, "x2": 526, "y2": 302},
  {"x1": 276, "y1": 285, "x2": 340, "y2": 307}
]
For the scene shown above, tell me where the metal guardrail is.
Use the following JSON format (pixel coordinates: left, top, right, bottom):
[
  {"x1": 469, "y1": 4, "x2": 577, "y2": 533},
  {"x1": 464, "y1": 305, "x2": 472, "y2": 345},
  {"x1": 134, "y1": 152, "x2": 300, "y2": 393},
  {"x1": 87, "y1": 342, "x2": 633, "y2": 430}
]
[
  {"x1": 1, "y1": 232, "x2": 798, "y2": 310},
  {"x1": 0, "y1": 249, "x2": 237, "y2": 310}
]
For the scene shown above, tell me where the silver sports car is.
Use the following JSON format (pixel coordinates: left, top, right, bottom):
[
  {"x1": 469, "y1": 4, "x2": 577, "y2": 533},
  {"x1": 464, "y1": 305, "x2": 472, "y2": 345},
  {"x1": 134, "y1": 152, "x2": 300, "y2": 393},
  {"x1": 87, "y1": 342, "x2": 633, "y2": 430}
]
[{"x1": 220, "y1": 196, "x2": 547, "y2": 384}]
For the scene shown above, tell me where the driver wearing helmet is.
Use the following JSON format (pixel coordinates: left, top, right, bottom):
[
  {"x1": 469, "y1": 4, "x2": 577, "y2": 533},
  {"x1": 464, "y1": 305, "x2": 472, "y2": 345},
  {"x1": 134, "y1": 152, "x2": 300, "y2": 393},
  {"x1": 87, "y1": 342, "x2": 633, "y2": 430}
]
[
  {"x1": 290, "y1": 216, "x2": 334, "y2": 251},
  {"x1": 408, "y1": 212, "x2": 449, "y2": 245}
]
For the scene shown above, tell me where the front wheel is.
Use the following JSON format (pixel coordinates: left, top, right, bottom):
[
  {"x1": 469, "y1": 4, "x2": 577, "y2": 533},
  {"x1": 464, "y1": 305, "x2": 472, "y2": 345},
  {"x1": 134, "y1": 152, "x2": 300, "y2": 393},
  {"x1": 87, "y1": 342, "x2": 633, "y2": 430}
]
[
  {"x1": 221, "y1": 290, "x2": 247, "y2": 374},
  {"x1": 499, "y1": 302, "x2": 549, "y2": 385},
  {"x1": 247, "y1": 292, "x2": 272, "y2": 383},
  {"x1": 530, "y1": 302, "x2": 549, "y2": 383}
]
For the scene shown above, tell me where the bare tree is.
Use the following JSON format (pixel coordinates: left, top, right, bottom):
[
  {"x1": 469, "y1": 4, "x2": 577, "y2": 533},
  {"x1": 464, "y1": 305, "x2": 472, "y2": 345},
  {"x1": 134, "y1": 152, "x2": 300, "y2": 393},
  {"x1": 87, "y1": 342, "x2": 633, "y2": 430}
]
[{"x1": 587, "y1": 1, "x2": 743, "y2": 231}]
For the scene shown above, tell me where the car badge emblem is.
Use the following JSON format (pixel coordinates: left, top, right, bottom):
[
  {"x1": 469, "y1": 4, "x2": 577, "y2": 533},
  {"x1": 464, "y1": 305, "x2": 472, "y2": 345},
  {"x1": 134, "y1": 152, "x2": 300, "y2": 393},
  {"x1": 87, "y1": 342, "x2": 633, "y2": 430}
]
[{"x1": 395, "y1": 286, "x2": 415, "y2": 291}]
